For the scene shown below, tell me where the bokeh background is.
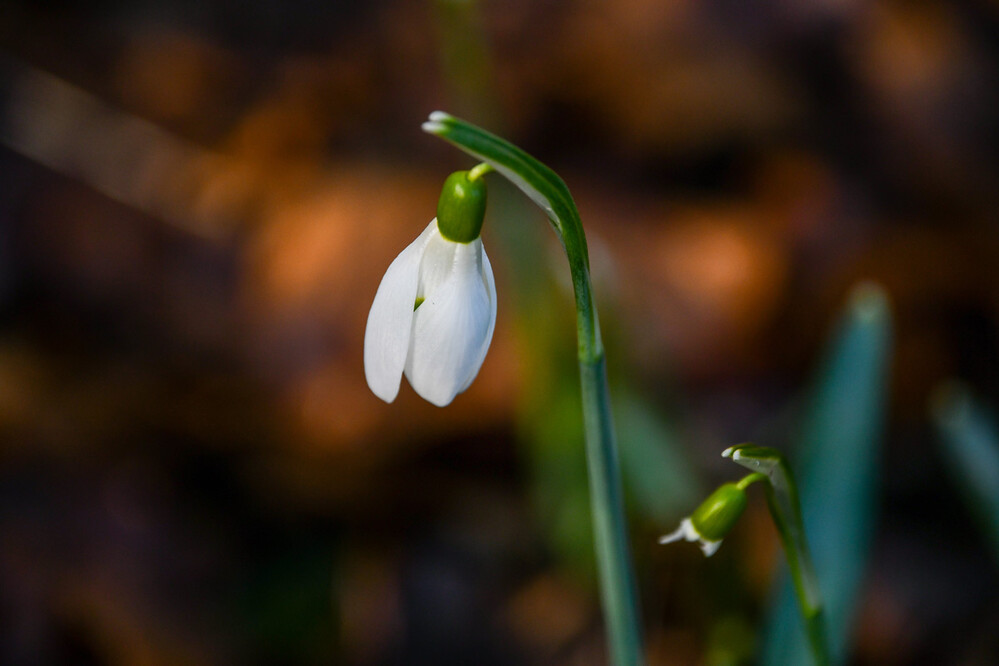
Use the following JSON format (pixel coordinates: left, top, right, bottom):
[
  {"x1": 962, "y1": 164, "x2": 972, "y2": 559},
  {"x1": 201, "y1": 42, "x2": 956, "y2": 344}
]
[{"x1": 2, "y1": 1, "x2": 999, "y2": 664}]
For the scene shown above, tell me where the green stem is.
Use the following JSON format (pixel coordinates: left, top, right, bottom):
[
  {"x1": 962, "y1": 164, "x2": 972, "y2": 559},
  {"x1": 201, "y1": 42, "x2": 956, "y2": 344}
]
[
  {"x1": 735, "y1": 472, "x2": 768, "y2": 491},
  {"x1": 724, "y1": 445, "x2": 830, "y2": 666},
  {"x1": 424, "y1": 112, "x2": 643, "y2": 665},
  {"x1": 580, "y1": 354, "x2": 643, "y2": 666},
  {"x1": 764, "y1": 481, "x2": 829, "y2": 666},
  {"x1": 468, "y1": 162, "x2": 494, "y2": 181}
]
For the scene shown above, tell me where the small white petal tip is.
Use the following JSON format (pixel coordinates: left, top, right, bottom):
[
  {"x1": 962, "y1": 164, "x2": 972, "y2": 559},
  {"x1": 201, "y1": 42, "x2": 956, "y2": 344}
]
[
  {"x1": 422, "y1": 111, "x2": 454, "y2": 134},
  {"x1": 699, "y1": 540, "x2": 722, "y2": 557},
  {"x1": 658, "y1": 518, "x2": 722, "y2": 557}
]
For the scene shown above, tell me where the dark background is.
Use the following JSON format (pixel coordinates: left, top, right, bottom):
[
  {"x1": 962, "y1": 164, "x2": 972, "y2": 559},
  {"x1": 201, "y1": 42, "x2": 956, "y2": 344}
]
[{"x1": 2, "y1": 1, "x2": 999, "y2": 664}]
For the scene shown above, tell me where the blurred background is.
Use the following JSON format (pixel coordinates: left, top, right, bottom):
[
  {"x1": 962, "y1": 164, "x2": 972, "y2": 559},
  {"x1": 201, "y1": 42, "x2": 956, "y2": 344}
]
[{"x1": 2, "y1": 0, "x2": 999, "y2": 664}]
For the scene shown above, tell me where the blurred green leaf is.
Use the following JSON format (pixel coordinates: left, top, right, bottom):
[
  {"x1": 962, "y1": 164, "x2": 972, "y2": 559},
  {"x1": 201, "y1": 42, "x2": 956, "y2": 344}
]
[
  {"x1": 761, "y1": 282, "x2": 892, "y2": 666},
  {"x1": 522, "y1": 370, "x2": 595, "y2": 579},
  {"x1": 490, "y1": 170, "x2": 698, "y2": 579},
  {"x1": 725, "y1": 445, "x2": 827, "y2": 664},
  {"x1": 932, "y1": 382, "x2": 999, "y2": 560},
  {"x1": 615, "y1": 388, "x2": 700, "y2": 523}
]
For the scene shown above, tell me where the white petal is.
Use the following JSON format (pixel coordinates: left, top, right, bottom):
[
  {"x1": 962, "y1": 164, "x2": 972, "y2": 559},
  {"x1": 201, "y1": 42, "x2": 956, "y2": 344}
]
[
  {"x1": 699, "y1": 539, "x2": 722, "y2": 557},
  {"x1": 416, "y1": 221, "x2": 457, "y2": 298},
  {"x1": 658, "y1": 518, "x2": 698, "y2": 545},
  {"x1": 458, "y1": 243, "x2": 497, "y2": 393},
  {"x1": 657, "y1": 518, "x2": 722, "y2": 557},
  {"x1": 363, "y1": 221, "x2": 435, "y2": 402},
  {"x1": 405, "y1": 240, "x2": 492, "y2": 406}
]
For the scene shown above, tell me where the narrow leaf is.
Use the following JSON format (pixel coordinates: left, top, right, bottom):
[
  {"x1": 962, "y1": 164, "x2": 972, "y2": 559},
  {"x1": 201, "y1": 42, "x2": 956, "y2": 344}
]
[
  {"x1": 724, "y1": 445, "x2": 821, "y2": 614},
  {"x1": 422, "y1": 111, "x2": 593, "y2": 282},
  {"x1": 616, "y1": 390, "x2": 701, "y2": 522},
  {"x1": 423, "y1": 111, "x2": 572, "y2": 232},
  {"x1": 425, "y1": 111, "x2": 641, "y2": 664},
  {"x1": 932, "y1": 382, "x2": 999, "y2": 559},
  {"x1": 725, "y1": 444, "x2": 828, "y2": 665},
  {"x1": 761, "y1": 282, "x2": 892, "y2": 666}
]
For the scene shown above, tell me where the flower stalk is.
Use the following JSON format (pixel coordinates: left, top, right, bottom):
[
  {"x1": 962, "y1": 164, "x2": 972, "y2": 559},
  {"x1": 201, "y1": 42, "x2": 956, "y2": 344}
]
[
  {"x1": 423, "y1": 112, "x2": 643, "y2": 665},
  {"x1": 660, "y1": 445, "x2": 829, "y2": 665},
  {"x1": 723, "y1": 445, "x2": 830, "y2": 666}
]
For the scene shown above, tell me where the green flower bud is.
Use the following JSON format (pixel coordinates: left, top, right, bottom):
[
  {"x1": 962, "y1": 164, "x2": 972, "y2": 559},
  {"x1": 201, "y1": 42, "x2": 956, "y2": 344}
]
[
  {"x1": 436, "y1": 170, "x2": 487, "y2": 243},
  {"x1": 690, "y1": 483, "x2": 748, "y2": 542},
  {"x1": 660, "y1": 481, "x2": 752, "y2": 556}
]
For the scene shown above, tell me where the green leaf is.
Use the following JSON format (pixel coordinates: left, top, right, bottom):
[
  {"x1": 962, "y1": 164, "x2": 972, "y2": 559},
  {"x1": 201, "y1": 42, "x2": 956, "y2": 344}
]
[
  {"x1": 615, "y1": 389, "x2": 701, "y2": 523},
  {"x1": 423, "y1": 112, "x2": 575, "y2": 238},
  {"x1": 422, "y1": 111, "x2": 599, "y2": 360},
  {"x1": 761, "y1": 282, "x2": 892, "y2": 666},
  {"x1": 724, "y1": 445, "x2": 827, "y2": 665},
  {"x1": 932, "y1": 382, "x2": 999, "y2": 560},
  {"x1": 724, "y1": 445, "x2": 821, "y2": 613},
  {"x1": 425, "y1": 111, "x2": 643, "y2": 665}
]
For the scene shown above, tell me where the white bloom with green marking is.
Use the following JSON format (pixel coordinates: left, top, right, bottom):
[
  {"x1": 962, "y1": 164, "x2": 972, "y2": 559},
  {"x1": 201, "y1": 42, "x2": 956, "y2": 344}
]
[
  {"x1": 658, "y1": 517, "x2": 723, "y2": 557},
  {"x1": 659, "y1": 481, "x2": 750, "y2": 557},
  {"x1": 364, "y1": 171, "x2": 496, "y2": 407}
]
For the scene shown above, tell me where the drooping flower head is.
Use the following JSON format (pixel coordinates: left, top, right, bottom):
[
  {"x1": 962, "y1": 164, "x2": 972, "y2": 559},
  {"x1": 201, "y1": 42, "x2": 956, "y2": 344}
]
[
  {"x1": 659, "y1": 481, "x2": 749, "y2": 556},
  {"x1": 364, "y1": 169, "x2": 496, "y2": 407}
]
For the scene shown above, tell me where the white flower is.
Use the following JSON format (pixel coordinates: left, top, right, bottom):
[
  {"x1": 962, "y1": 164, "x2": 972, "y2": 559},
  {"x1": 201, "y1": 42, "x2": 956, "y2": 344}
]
[
  {"x1": 364, "y1": 218, "x2": 497, "y2": 407},
  {"x1": 658, "y1": 518, "x2": 723, "y2": 557},
  {"x1": 658, "y1": 481, "x2": 750, "y2": 557}
]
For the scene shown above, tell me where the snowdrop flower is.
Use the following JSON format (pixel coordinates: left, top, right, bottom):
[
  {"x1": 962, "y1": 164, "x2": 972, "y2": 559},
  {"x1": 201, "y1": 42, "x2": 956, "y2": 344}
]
[
  {"x1": 364, "y1": 169, "x2": 497, "y2": 407},
  {"x1": 659, "y1": 482, "x2": 749, "y2": 556}
]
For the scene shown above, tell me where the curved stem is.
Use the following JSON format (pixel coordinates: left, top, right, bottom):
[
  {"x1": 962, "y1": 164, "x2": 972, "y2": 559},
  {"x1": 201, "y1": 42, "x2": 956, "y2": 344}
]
[
  {"x1": 424, "y1": 112, "x2": 643, "y2": 665},
  {"x1": 467, "y1": 161, "x2": 494, "y2": 181},
  {"x1": 736, "y1": 472, "x2": 768, "y2": 492},
  {"x1": 724, "y1": 445, "x2": 830, "y2": 666}
]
